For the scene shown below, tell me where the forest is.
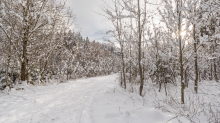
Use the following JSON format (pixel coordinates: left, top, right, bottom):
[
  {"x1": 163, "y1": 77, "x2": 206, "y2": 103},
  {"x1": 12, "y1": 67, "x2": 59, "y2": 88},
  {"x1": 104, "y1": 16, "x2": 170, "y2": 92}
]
[
  {"x1": 102, "y1": 0, "x2": 220, "y2": 122},
  {"x1": 0, "y1": 0, "x2": 220, "y2": 123},
  {"x1": 0, "y1": 0, "x2": 120, "y2": 89}
]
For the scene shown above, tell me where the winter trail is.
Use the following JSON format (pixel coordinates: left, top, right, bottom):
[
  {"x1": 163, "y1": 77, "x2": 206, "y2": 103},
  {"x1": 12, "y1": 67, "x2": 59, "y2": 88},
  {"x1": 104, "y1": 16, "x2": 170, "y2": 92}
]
[
  {"x1": 0, "y1": 74, "x2": 116, "y2": 123},
  {"x1": 0, "y1": 74, "x2": 176, "y2": 123}
]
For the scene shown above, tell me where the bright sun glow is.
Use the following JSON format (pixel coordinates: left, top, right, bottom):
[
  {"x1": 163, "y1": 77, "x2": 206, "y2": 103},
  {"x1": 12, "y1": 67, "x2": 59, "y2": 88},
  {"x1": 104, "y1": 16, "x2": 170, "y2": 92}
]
[
  {"x1": 181, "y1": 31, "x2": 189, "y2": 45},
  {"x1": 181, "y1": 31, "x2": 186, "y2": 37}
]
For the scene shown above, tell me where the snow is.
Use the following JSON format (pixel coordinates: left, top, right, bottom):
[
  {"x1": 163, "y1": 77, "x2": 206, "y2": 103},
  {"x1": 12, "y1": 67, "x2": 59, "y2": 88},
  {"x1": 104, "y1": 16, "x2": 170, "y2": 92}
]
[
  {"x1": 0, "y1": 75, "x2": 110, "y2": 123},
  {"x1": 200, "y1": 35, "x2": 208, "y2": 44},
  {"x1": 0, "y1": 74, "x2": 173, "y2": 123},
  {"x1": 168, "y1": 51, "x2": 172, "y2": 58},
  {"x1": 92, "y1": 82, "x2": 174, "y2": 123},
  {"x1": 1, "y1": 74, "x2": 219, "y2": 123}
]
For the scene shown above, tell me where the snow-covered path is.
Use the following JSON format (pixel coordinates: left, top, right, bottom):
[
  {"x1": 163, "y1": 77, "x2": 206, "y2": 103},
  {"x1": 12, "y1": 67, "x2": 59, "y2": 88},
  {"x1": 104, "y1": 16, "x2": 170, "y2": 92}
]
[
  {"x1": 1, "y1": 74, "x2": 176, "y2": 123},
  {"x1": 0, "y1": 75, "x2": 116, "y2": 123}
]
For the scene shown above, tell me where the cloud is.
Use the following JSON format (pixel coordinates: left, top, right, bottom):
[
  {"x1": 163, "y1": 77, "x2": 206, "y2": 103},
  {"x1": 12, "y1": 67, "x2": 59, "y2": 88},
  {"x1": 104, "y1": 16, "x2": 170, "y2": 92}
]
[{"x1": 66, "y1": 0, "x2": 110, "y2": 42}]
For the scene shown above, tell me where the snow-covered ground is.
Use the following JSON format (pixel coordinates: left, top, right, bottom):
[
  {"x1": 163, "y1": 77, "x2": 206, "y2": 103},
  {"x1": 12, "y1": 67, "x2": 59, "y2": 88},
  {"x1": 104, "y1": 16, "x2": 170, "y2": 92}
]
[
  {"x1": 0, "y1": 74, "x2": 219, "y2": 123},
  {"x1": 0, "y1": 75, "x2": 113, "y2": 123},
  {"x1": 0, "y1": 74, "x2": 171, "y2": 123}
]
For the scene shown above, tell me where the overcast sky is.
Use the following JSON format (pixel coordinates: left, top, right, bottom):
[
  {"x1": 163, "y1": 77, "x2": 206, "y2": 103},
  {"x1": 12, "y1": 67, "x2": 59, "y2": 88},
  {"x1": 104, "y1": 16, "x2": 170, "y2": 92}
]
[{"x1": 66, "y1": 0, "x2": 111, "y2": 42}]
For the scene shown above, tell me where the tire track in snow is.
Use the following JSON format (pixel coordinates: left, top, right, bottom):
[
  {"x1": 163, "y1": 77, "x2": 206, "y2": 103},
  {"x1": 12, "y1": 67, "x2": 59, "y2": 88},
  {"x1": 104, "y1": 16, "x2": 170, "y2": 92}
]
[{"x1": 79, "y1": 83, "x2": 105, "y2": 123}]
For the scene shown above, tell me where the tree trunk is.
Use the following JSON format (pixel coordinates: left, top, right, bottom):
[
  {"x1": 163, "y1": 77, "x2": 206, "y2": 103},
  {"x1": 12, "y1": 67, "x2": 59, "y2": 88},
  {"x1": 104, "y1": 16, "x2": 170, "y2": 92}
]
[
  {"x1": 129, "y1": 45, "x2": 132, "y2": 84},
  {"x1": 214, "y1": 60, "x2": 218, "y2": 82},
  {"x1": 185, "y1": 66, "x2": 188, "y2": 88},
  {"x1": 10, "y1": 60, "x2": 15, "y2": 88},
  {"x1": 193, "y1": 20, "x2": 198, "y2": 94},
  {"x1": 156, "y1": 39, "x2": 159, "y2": 91},
  {"x1": 21, "y1": 0, "x2": 30, "y2": 82},
  {"x1": 178, "y1": 0, "x2": 184, "y2": 104},
  {"x1": 6, "y1": 55, "x2": 10, "y2": 88},
  {"x1": 213, "y1": 41, "x2": 218, "y2": 82},
  {"x1": 138, "y1": 0, "x2": 143, "y2": 96},
  {"x1": 121, "y1": 49, "x2": 126, "y2": 89},
  {"x1": 115, "y1": 2, "x2": 126, "y2": 90},
  {"x1": 210, "y1": 63, "x2": 213, "y2": 80}
]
